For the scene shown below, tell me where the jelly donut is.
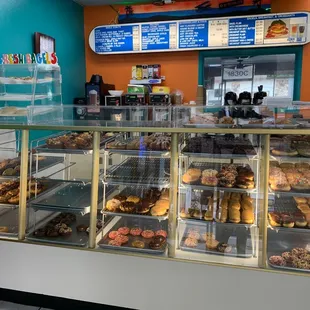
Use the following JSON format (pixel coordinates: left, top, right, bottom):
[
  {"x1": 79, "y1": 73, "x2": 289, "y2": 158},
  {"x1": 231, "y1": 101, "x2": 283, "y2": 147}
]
[{"x1": 141, "y1": 230, "x2": 155, "y2": 239}]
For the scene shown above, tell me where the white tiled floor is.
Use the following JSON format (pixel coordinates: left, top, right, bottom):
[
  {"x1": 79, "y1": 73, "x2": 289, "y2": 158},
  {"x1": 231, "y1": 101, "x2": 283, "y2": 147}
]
[{"x1": 0, "y1": 302, "x2": 52, "y2": 310}]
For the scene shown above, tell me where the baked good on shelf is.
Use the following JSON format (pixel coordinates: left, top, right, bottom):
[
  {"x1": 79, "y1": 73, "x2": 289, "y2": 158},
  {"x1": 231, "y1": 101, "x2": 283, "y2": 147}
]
[
  {"x1": 220, "y1": 199, "x2": 229, "y2": 209},
  {"x1": 108, "y1": 231, "x2": 120, "y2": 240},
  {"x1": 241, "y1": 200, "x2": 253, "y2": 211},
  {"x1": 297, "y1": 203, "x2": 310, "y2": 214},
  {"x1": 193, "y1": 209, "x2": 202, "y2": 219},
  {"x1": 229, "y1": 209, "x2": 241, "y2": 223},
  {"x1": 270, "y1": 182, "x2": 291, "y2": 192},
  {"x1": 187, "y1": 231, "x2": 200, "y2": 240},
  {"x1": 223, "y1": 192, "x2": 231, "y2": 200},
  {"x1": 291, "y1": 247, "x2": 308, "y2": 257},
  {"x1": 180, "y1": 207, "x2": 189, "y2": 219},
  {"x1": 0, "y1": 226, "x2": 9, "y2": 233},
  {"x1": 206, "y1": 239, "x2": 219, "y2": 250},
  {"x1": 202, "y1": 169, "x2": 218, "y2": 178},
  {"x1": 295, "y1": 162, "x2": 310, "y2": 169},
  {"x1": 281, "y1": 214, "x2": 294, "y2": 228},
  {"x1": 201, "y1": 232, "x2": 215, "y2": 241},
  {"x1": 106, "y1": 199, "x2": 121, "y2": 212},
  {"x1": 279, "y1": 163, "x2": 295, "y2": 169},
  {"x1": 113, "y1": 195, "x2": 127, "y2": 203},
  {"x1": 216, "y1": 208, "x2": 228, "y2": 223},
  {"x1": 136, "y1": 201, "x2": 151, "y2": 215},
  {"x1": 130, "y1": 228, "x2": 142, "y2": 236},
  {"x1": 272, "y1": 147, "x2": 298, "y2": 157},
  {"x1": 268, "y1": 212, "x2": 282, "y2": 227},
  {"x1": 270, "y1": 161, "x2": 280, "y2": 167},
  {"x1": 114, "y1": 235, "x2": 129, "y2": 244},
  {"x1": 155, "y1": 230, "x2": 167, "y2": 238},
  {"x1": 204, "y1": 210, "x2": 213, "y2": 221},
  {"x1": 294, "y1": 197, "x2": 307, "y2": 204},
  {"x1": 229, "y1": 201, "x2": 241, "y2": 210},
  {"x1": 292, "y1": 259, "x2": 309, "y2": 269},
  {"x1": 141, "y1": 230, "x2": 155, "y2": 239},
  {"x1": 269, "y1": 256, "x2": 286, "y2": 266},
  {"x1": 291, "y1": 178, "x2": 310, "y2": 191},
  {"x1": 59, "y1": 225, "x2": 73, "y2": 236},
  {"x1": 108, "y1": 240, "x2": 122, "y2": 246},
  {"x1": 149, "y1": 236, "x2": 166, "y2": 250},
  {"x1": 159, "y1": 189, "x2": 169, "y2": 201},
  {"x1": 151, "y1": 205, "x2": 167, "y2": 216},
  {"x1": 184, "y1": 237, "x2": 198, "y2": 248},
  {"x1": 295, "y1": 214, "x2": 308, "y2": 228},
  {"x1": 155, "y1": 199, "x2": 169, "y2": 210},
  {"x1": 119, "y1": 201, "x2": 135, "y2": 214},
  {"x1": 217, "y1": 242, "x2": 232, "y2": 254},
  {"x1": 117, "y1": 227, "x2": 130, "y2": 235},
  {"x1": 132, "y1": 240, "x2": 145, "y2": 249},
  {"x1": 297, "y1": 147, "x2": 310, "y2": 158},
  {"x1": 282, "y1": 252, "x2": 294, "y2": 264},
  {"x1": 126, "y1": 195, "x2": 140, "y2": 204},
  {"x1": 182, "y1": 168, "x2": 201, "y2": 184},
  {"x1": 242, "y1": 209, "x2": 254, "y2": 224}
]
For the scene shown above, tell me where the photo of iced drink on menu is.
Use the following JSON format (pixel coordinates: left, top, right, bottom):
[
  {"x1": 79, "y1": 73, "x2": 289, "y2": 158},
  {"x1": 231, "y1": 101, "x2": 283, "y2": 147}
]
[{"x1": 290, "y1": 24, "x2": 298, "y2": 38}]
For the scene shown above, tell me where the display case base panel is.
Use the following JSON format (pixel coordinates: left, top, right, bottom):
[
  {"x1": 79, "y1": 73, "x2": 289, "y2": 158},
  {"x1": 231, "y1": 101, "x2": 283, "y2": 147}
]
[
  {"x1": 98, "y1": 217, "x2": 167, "y2": 255},
  {"x1": 27, "y1": 213, "x2": 101, "y2": 247},
  {"x1": 180, "y1": 227, "x2": 253, "y2": 259}
]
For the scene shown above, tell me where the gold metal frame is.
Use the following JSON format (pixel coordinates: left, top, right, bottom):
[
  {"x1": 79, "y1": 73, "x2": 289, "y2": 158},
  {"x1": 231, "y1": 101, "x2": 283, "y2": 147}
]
[{"x1": 7, "y1": 125, "x2": 310, "y2": 278}]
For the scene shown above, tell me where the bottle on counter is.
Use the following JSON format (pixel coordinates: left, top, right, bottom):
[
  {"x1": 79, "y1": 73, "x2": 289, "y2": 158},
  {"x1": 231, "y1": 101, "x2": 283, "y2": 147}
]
[
  {"x1": 253, "y1": 85, "x2": 267, "y2": 105},
  {"x1": 136, "y1": 65, "x2": 143, "y2": 80}
]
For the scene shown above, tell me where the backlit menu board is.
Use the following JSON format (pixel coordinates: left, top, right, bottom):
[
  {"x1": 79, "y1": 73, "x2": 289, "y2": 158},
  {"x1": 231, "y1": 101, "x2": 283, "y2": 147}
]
[
  {"x1": 89, "y1": 12, "x2": 309, "y2": 55},
  {"x1": 94, "y1": 25, "x2": 140, "y2": 53},
  {"x1": 142, "y1": 22, "x2": 177, "y2": 51}
]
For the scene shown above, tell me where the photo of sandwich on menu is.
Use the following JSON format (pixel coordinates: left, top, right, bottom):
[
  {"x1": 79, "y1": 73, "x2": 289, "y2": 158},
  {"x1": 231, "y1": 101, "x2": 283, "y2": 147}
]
[{"x1": 265, "y1": 20, "x2": 289, "y2": 39}]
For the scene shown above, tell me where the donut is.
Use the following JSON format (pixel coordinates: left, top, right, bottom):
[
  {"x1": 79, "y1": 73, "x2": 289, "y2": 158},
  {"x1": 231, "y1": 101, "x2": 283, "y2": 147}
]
[
  {"x1": 76, "y1": 224, "x2": 88, "y2": 232},
  {"x1": 206, "y1": 239, "x2": 219, "y2": 250},
  {"x1": 130, "y1": 228, "x2": 142, "y2": 236},
  {"x1": 141, "y1": 230, "x2": 155, "y2": 239},
  {"x1": 115, "y1": 235, "x2": 129, "y2": 244},
  {"x1": 184, "y1": 237, "x2": 198, "y2": 248},
  {"x1": 108, "y1": 240, "x2": 122, "y2": 246},
  {"x1": 187, "y1": 231, "x2": 200, "y2": 241},
  {"x1": 155, "y1": 230, "x2": 167, "y2": 238},
  {"x1": 59, "y1": 226, "x2": 72, "y2": 236},
  {"x1": 108, "y1": 231, "x2": 120, "y2": 240},
  {"x1": 132, "y1": 240, "x2": 145, "y2": 248},
  {"x1": 118, "y1": 227, "x2": 130, "y2": 235}
]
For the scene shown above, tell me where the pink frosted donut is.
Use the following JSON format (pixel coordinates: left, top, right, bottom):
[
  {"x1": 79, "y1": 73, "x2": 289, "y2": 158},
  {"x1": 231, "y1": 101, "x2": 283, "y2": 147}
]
[
  {"x1": 155, "y1": 230, "x2": 167, "y2": 238},
  {"x1": 115, "y1": 235, "x2": 129, "y2": 244},
  {"x1": 141, "y1": 230, "x2": 155, "y2": 239},
  {"x1": 118, "y1": 226, "x2": 130, "y2": 235},
  {"x1": 108, "y1": 231, "x2": 120, "y2": 240},
  {"x1": 130, "y1": 227, "x2": 142, "y2": 236}
]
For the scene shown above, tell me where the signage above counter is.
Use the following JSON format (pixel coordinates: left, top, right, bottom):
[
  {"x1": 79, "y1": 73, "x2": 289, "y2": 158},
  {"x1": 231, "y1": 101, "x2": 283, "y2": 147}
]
[{"x1": 89, "y1": 12, "x2": 309, "y2": 55}]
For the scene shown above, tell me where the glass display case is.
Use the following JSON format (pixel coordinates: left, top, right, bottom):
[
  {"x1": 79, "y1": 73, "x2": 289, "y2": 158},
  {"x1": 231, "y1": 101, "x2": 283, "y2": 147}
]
[
  {"x1": 0, "y1": 64, "x2": 62, "y2": 124},
  {"x1": 0, "y1": 105, "x2": 309, "y2": 276}
]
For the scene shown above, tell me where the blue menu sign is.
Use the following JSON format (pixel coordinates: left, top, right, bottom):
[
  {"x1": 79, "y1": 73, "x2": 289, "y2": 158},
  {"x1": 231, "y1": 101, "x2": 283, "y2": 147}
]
[
  {"x1": 89, "y1": 12, "x2": 309, "y2": 54},
  {"x1": 95, "y1": 25, "x2": 137, "y2": 53},
  {"x1": 179, "y1": 20, "x2": 209, "y2": 49},
  {"x1": 229, "y1": 18, "x2": 256, "y2": 46},
  {"x1": 141, "y1": 22, "x2": 177, "y2": 51}
]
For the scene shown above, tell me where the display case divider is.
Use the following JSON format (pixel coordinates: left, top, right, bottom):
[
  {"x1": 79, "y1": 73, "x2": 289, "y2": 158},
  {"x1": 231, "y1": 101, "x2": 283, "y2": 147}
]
[
  {"x1": 18, "y1": 130, "x2": 29, "y2": 240},
  {"x1": 168, "y1": 133, "x2": 179, "y2": 257},
  {"x1": 259, "y1": 134, "x2": 270, "y2": 268},
  {"x1": 88, "y1": 131, "x2": 100, "y2": 249}
]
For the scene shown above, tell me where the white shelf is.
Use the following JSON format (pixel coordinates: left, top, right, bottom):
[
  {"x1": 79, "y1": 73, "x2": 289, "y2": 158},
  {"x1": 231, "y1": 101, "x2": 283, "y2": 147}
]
[
  {"x1": 129, "y1": 78, "x2": 163, "y2": 85},
  {"x1": 0, "y1": 94, "x2": 52, "y2": 101},
  {"x1": 0, "y1": 77, "x2": 54, "y2": 85}
]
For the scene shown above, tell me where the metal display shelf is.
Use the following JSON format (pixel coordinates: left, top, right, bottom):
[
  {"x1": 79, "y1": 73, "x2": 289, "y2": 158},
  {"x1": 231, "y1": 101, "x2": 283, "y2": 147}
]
[
  {"x1": 102, "y1": 210, "x2": 168, "y2": 221},
  {"x1": 181, "y1": 183, "x2": 256, "y2": 194},
  {"x1": 98, "y1": 217, "x2": 167, "y2": 255},
  {"x1": 178, "y1": 218, "x2": 255, "y2": 229},
  {"x1": 269, "y1": 187, "x2": 310, "y2": 198},
  {"x1": 270, "y1": 154, "x2": 310, "y2": 162},
  {"x1": 182, "y1": 150, "x2": 257, "y2": 160},
  {"x1": 27, "y1": 213, "x2": 103, "y2": 247},
  {"x1": 29, "y1": 182, "x2": 104, "y2": 215},
  {"x1": 106, "y1": 149, "x2": 170, "y2": 157},
  {"x1": 268, "y1": 262, "x2": 310, "y2": 274},
  {"x1": 105, "y1": 157, "x2": 170, "y2": 186}
]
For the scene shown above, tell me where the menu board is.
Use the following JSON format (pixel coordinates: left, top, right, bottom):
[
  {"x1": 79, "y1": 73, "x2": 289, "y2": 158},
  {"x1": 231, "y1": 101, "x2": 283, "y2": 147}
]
[
  {"x1": 94, "y1": 25, "x2": 140, "y2": 53},
  {"x1": 89, "y1": 12, "x2": 309, "y2": 54},
  {"x1": 142, "y1": 22, "x2": 177, "y2": 51}
]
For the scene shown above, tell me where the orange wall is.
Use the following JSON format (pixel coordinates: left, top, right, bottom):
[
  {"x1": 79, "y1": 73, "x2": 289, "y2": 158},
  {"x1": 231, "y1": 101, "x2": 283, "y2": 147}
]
[
  {"x1": 84, "y1": 2, "x2": 310, "y2": 101},
  {"x1": 84, "y1": 6, "x2": 198, "y2": 102}
]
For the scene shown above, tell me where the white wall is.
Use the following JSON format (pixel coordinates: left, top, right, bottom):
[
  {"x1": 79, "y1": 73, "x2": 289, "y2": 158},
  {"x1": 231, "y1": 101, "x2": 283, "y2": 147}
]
[{"x1": 0, "y1": 240, "x2": 308, "y2": 310}]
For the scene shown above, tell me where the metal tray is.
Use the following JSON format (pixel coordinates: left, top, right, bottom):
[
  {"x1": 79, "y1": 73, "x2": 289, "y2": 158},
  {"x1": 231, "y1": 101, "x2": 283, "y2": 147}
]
[
  {"x1": 27, "y1": 213, "x2": 102, "y2": 247},
  {"x1": 269, "y1": 186, "x2": 310, "y2": 197},
  {"x1": 29, "y1": 182, "x2": 104, "y2": 215},
  {"x1": 268, "y1": 262, "x2": 310, "y2": 273},
  {"x1": 182, "y1": 151, "x2": 257, "y2": 160},
  {"x1": 179, "y1": 227, "x2": 253, "y2": 258},
  {"x1": 34, "y1": 135, "x2": 116, "y2": 155},
  {"x1": 241, "y1": 123, "x2": 299, "y2": 129},
  {"x1": 98, "y1": 217, "x2": 167, "y2": 255},
  {"x1": 107, "y1": 149, "x2": 170, "y2": 157},
  {"x1": 106, "y1": 157, "x2": 170, "y2": 186},
  {"x1": 102, "y1": 185, "x2": 169, "y2": 220},
  {"x1": 178, "y1": 218, "x2": 255, "y2": 229}
]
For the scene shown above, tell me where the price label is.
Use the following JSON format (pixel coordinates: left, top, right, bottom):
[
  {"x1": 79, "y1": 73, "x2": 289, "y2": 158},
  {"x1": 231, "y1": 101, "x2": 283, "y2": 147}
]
[{"x1": 223, "y1": 66, "x2": 253, "y2": 80}]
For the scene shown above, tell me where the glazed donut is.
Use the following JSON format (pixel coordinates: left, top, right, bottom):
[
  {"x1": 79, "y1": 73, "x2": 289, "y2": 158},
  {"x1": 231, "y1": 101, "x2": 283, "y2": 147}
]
[
  {"x1": 141, "y1": 230, "x2": 155, "y2": 239},
  {"x1": 117, "y1": 226, "x2": 130, "y2": 235},
  {"x1": 130, "y1": 228, "x2": 142, "y2": 236},
  {"x1": 184, "y1": 237, "x2": 198, "y2": 248},
  {"x1": 187, "y1": 231, "x2": 200, "y2": 241},
  {"x1": 108, "y1": 231, "x2": 120, "y2": 240},
  {"x1": 155, "y1": 230, "x2": 167, "y2": 238},
  {"x1": 114, "y1": 235, "x2": 129, "y2": 244}
]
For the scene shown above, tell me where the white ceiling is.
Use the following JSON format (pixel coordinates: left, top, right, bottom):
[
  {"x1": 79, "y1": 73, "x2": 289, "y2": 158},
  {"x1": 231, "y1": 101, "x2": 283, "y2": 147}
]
[{"x1": 74, "y1": 0, "x2": 153, "y2": 6}]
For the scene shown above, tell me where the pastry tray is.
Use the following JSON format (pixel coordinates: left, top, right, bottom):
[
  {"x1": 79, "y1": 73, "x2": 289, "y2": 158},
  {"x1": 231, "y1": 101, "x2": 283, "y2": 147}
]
[
  {"x1": 27, "y1": 213, "x2": 102, "y2": 247},
  {"x1": 268, "y1": 262, "x2": 310, "y2": 273},
  {"x1": 179, "y1": 227, "x2": 253, "y2": 258},
  {"x1": 178, "y1": 218, "x2": 255, "y2": 229},
  {"x1": 182, "y1": 162, "x2": 256, "y2": 193},
  {"x1": 184, "y1": 124, "x2": 236, "y2": 128},
  {"x1": 269, "y1": 186, "x2": 310, "y2": 197},
  {"x1": 105, "y1": 157, "x2": 170, "y2": 187},
  {"x1": 0, "y1": 156, "x2": 66, "y2": 178},
  {"x1": 268, "y1": 197, "x2": 310, "y2": 232},
  {"x1": 34, "y1": 135, "x2": 117, "y2": 155},
  {"x1": 107, "y1": 149, "x2": 170, "y2": 157},
  {"x1": 98, "y1": 217, "x2": 167, "y2": 255},
  {"x1": 102, "y1": 186, "x2": 169, "y2": 220},
  {"x1": 29, "y1": 182, "x2": 104, "y2": 215}
]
